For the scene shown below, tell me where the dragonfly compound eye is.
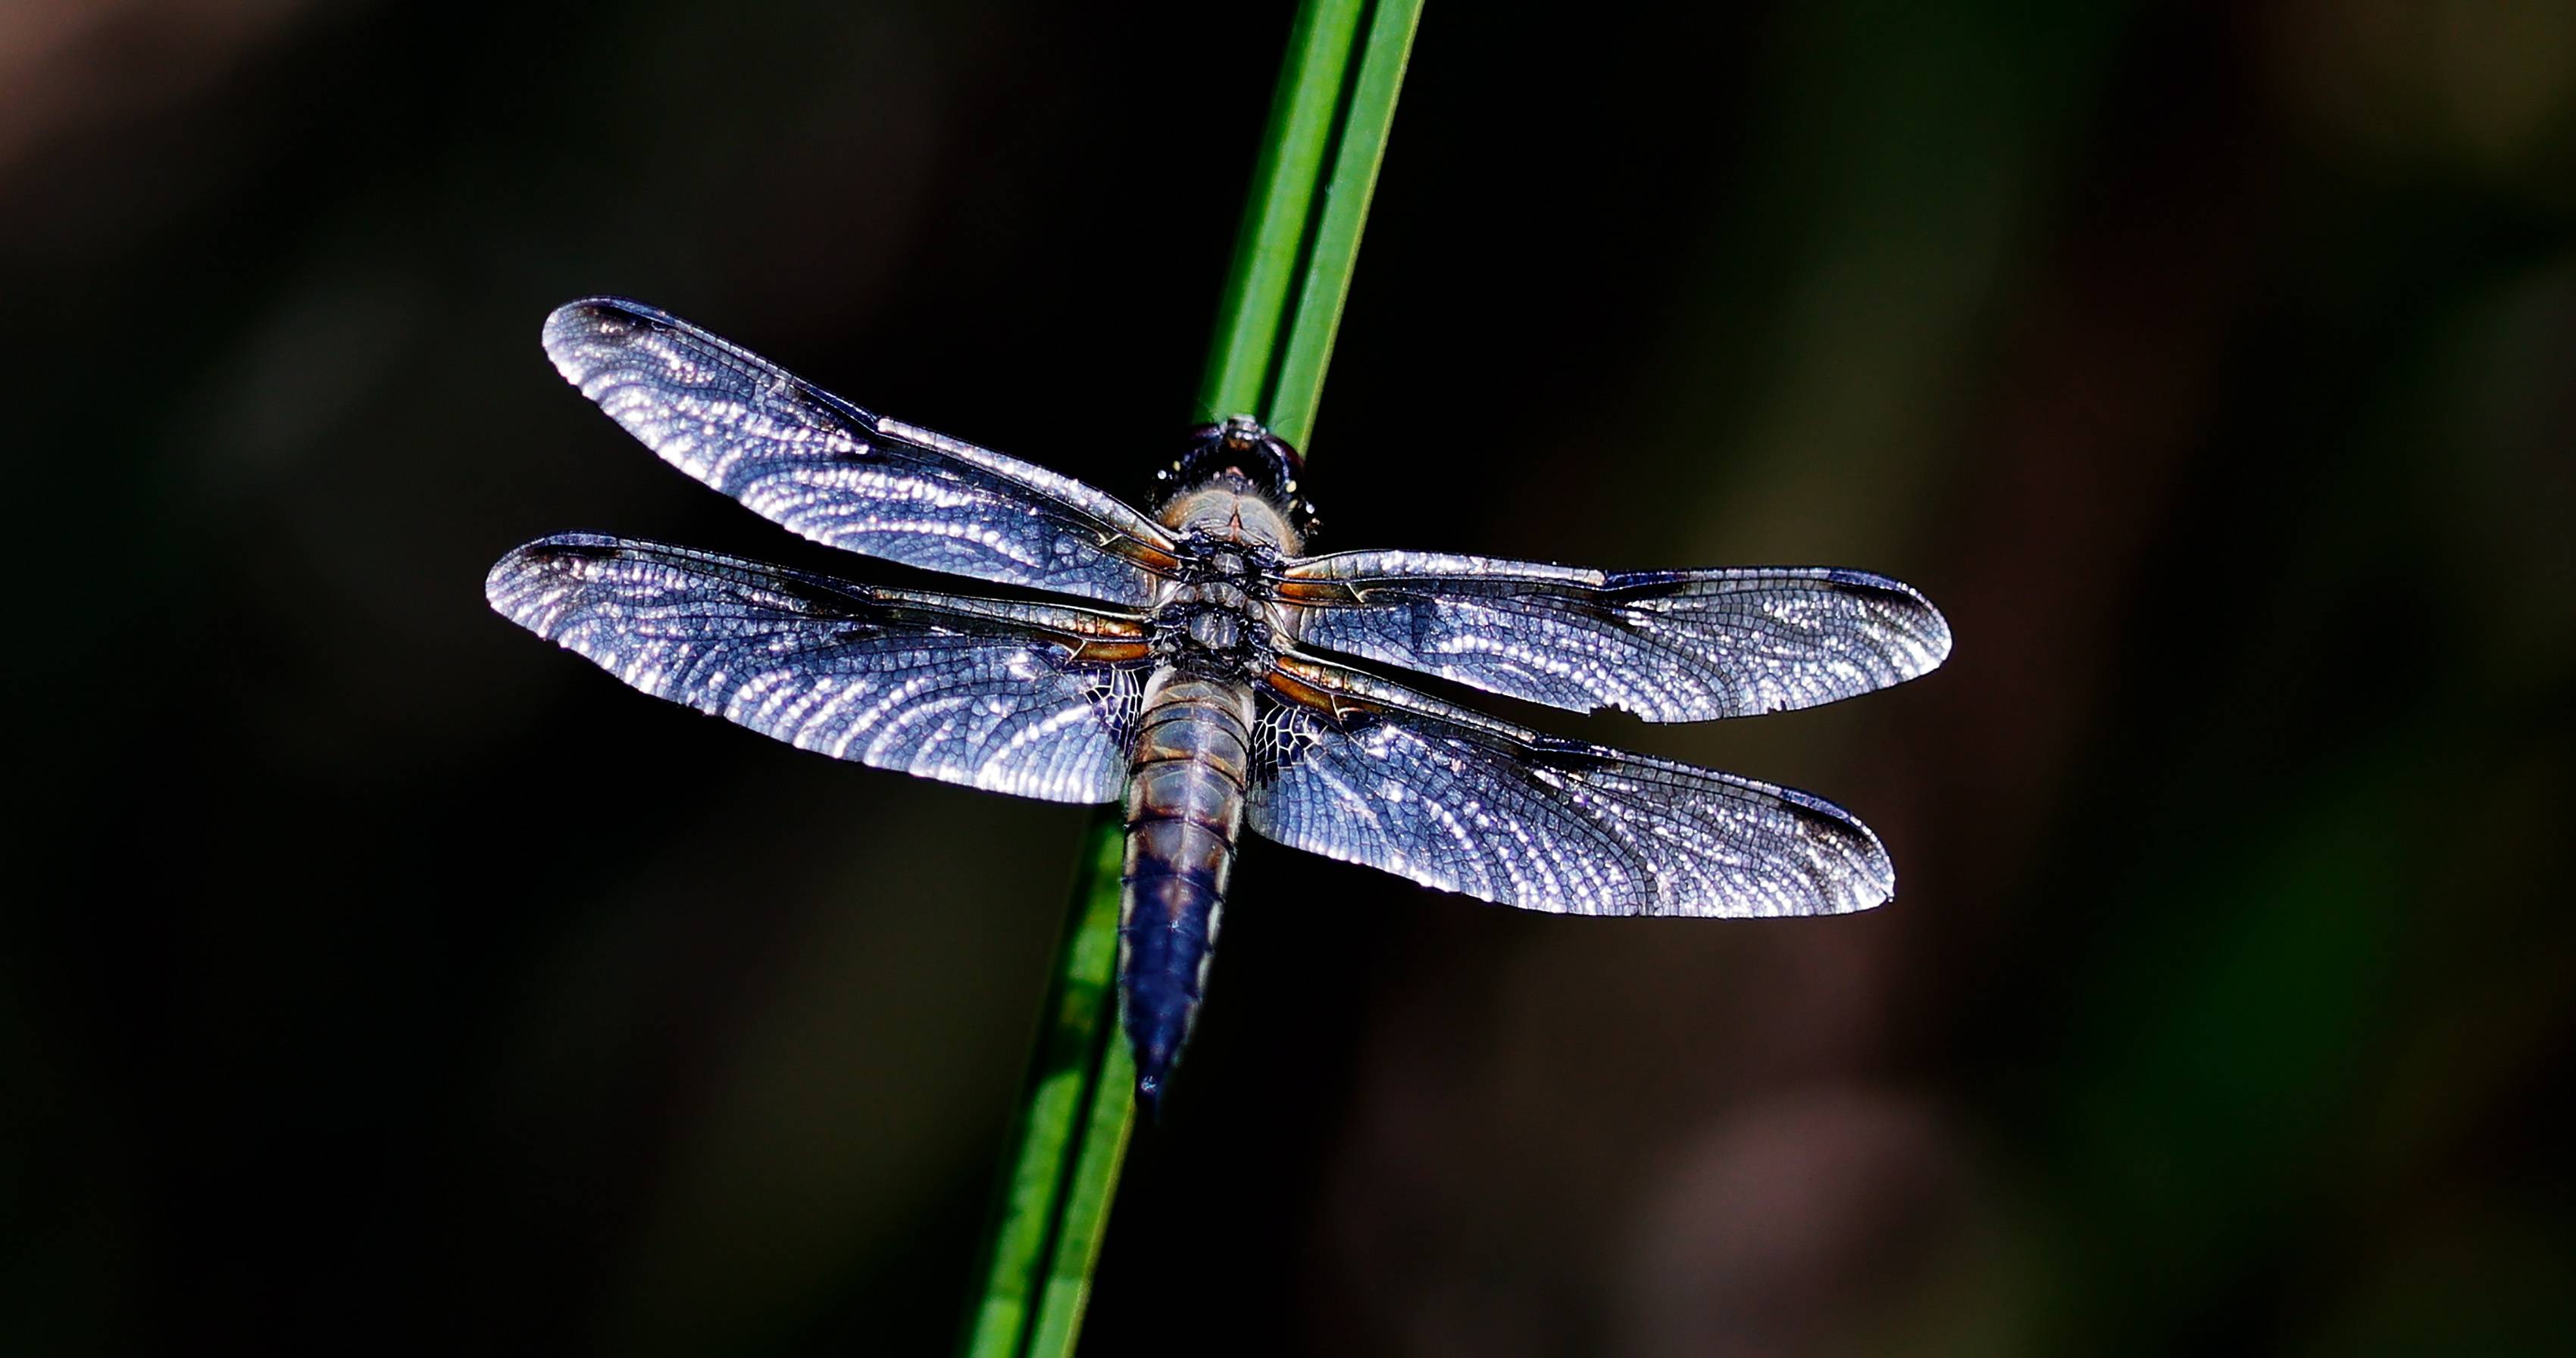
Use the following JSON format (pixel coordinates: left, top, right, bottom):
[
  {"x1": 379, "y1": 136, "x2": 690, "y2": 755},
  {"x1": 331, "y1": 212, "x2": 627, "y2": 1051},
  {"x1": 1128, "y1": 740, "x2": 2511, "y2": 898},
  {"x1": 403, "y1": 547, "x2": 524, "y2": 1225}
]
[{"x1": 1161, "y1": 417, "x2": 1312, "y2": 534}]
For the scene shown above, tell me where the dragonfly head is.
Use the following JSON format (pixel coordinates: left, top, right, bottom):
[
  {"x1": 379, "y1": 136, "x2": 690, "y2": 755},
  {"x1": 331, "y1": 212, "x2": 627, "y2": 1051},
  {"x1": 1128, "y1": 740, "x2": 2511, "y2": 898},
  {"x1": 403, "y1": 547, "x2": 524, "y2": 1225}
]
[{"x1": 1154, "y1": 415, "x2": 1321, "y2": 545}]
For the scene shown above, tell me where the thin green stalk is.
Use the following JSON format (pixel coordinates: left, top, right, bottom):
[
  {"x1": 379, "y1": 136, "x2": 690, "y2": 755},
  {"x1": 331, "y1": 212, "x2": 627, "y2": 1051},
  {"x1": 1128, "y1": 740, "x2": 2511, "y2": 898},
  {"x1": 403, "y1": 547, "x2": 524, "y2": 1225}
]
[
  {"x1": 1267, "y1": 0, "x2": 1423, "y2": 446},
  {"x1": 1200, "y1": 0, "x2": 1371, "y2": 418},
  {"x1": 958, "y1": 827, "x2": 1124, "y2": 1358},
  {"x1": 961, "y1": 5, "x2": 1422, "y2": 1356}
]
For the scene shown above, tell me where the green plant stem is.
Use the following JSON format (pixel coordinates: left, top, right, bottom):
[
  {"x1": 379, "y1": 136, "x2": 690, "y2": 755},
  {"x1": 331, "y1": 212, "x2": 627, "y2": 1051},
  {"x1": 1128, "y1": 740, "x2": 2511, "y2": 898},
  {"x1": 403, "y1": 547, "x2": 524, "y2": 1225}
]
[
  {"x1": 1200, "y1": 0, "x2": 1371, "y2": 419},
  {"x1": 958, "y1": 826, "x2": 1124, "y2": 1358},
  {"x1": 1267, "y1": 0, "x2": 1423, "y2": 446},
  {"x1": 961, "y1": 4, "x2": 1422, "y2": 1355}
]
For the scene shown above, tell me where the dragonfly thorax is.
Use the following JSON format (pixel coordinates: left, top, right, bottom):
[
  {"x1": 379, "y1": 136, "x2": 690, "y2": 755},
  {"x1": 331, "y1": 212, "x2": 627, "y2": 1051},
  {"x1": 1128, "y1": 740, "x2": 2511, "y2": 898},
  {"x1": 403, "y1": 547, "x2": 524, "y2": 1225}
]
[{"x1": 1149, "y1": 529, "x2": 1290, "y2": 680}]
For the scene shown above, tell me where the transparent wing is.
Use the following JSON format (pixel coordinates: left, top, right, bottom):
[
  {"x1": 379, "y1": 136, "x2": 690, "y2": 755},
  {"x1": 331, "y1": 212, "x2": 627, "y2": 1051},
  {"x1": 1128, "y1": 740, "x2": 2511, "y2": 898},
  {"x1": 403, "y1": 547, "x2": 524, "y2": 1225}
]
[
  {"x1": 542, "y1": 298, "x2": 1183, "y2": 606},
  {"x1": 486, "y1": 534, "x2": 1152, "y2": 803},
  {"x1": 1248, "y1": 653, "x2": 1893, "y2": 916},
  {"x1": 1279, "y1": 551, "x2": 1950, "y2": 723}
]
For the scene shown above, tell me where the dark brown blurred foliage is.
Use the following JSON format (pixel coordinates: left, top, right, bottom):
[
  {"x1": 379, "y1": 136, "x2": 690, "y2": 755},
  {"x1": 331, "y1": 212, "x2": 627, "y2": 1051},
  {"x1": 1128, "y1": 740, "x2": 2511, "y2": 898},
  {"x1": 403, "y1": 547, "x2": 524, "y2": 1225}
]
[{"x1": 5, "y1": 2, "x2": 2571, "y2": 1355}]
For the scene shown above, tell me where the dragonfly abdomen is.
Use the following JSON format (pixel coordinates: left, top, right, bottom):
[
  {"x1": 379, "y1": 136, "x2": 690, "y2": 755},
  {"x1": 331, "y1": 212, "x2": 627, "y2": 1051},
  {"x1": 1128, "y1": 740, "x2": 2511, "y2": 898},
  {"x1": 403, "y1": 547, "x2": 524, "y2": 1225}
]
[{"x1": 1120, "y1": 671, "x2": 1255, "y2": 1110}]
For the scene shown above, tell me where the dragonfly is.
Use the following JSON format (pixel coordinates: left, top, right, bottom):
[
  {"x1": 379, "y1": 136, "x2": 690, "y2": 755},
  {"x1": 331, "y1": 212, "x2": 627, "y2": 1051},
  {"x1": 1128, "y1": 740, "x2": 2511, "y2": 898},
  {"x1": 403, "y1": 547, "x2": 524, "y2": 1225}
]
[{"x1": 487, "y1": 298, "x2": 1952, "y2": 1110}]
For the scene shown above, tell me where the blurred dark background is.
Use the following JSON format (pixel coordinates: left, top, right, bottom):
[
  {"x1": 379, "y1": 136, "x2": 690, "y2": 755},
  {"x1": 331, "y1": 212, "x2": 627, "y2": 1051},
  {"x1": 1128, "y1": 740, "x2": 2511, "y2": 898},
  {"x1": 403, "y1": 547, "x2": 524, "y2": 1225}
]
[{"x1": 8, "y1": 1, "x2": 2573, "y2": 1353}]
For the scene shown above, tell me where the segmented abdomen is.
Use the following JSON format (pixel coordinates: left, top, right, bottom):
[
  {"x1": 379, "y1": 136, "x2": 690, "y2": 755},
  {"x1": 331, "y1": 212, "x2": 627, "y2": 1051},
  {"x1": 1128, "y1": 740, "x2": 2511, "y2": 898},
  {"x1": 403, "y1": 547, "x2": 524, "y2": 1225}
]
[{"x1": 1120, "y1": 670, "x2": 1253, "y2": 1109}]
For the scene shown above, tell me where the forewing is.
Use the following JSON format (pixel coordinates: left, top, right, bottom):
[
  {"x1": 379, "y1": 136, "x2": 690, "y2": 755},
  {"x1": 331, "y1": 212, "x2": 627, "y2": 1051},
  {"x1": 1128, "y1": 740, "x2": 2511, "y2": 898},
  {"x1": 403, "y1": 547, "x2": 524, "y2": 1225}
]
[
  {"x1": 486, "y1": 534, "x2": 1151, "y2": 803},
  {"x1": 542, "y1": 298, "x2": 1181, "y2": 605},
  {"x1": 1280, "y1": 551, "x2": 1950, "y2": 723},
  {"x1": 1248, "y1": 654, "x2": 1893, "y2": 916}
]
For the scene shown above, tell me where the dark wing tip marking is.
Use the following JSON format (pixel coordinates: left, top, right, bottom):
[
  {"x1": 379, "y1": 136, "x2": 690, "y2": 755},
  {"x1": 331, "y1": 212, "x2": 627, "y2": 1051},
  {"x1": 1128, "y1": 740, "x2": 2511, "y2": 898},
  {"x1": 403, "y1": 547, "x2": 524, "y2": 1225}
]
[
  {"x1": 484, "y1": 532, "x2": 635, "y2": 639},
  {"x1": 1809, "y1": 566, "x2": 1955, "y2": 675},
  {"x1": 1768, "y1": 779, "x2": 1898, "y2": 911},
  {"x1": 540, "y1": 296, "x2": 800, "y2": 411},
  {"x1": 542, "y1": 296, "x2": 670, "y2": 355},
  {"x1": 542, "y1": 298, "x2": 646, "y2": 389},
  {"x1": 486, "y1": 526, "x2": 623, "y2": 585}
]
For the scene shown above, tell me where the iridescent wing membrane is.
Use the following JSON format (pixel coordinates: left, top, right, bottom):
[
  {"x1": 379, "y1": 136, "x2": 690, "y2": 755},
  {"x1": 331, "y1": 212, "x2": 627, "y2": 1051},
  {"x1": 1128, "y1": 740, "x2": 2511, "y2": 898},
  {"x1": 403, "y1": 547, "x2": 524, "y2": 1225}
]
[
  {"x1": 1280, "y1": 551, "x2": 1949, "y2": 723},
  {"x1": 491, "y1": 298, "x2": 1950, "y2": 918},
  {"x1": 540, "y1": 298, "x2": 1183, "y2": 606},
  {"x1": 1254, "y1": 655, "x2": 1894, "y2": 917},
  {"x1": 488, "y1": 534, "x2": 1150, "y2": 803}
]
